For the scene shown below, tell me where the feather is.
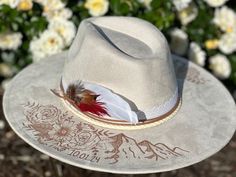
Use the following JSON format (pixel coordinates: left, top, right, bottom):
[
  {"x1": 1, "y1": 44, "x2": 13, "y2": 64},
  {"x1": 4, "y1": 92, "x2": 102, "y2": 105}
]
[
  {"x1": 77, "y1": 102, "x2": 109, "y2": 116},
  {"x1": 84, "y1": 82, "x2": 138, "y2": 124},
  {"x1": 53, "y1": 81, "x2": 138, "y2": 123},
  {"x1": 64, "y1": 82, "x2": 109, "y2": 116}
]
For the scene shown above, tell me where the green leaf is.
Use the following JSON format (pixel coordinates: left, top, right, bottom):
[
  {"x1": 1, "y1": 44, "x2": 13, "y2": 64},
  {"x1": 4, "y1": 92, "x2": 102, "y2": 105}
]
[
  {"x1": 23, "y1": 16, "x2": 48, "y2": 39},
  {"x1": 119, "y1": 2, "x2": 130, "y2": 14},
  {"x1": 109, "y1": 0, "x2": 139, "y2": 15},
  {"x1": 151, "y1": 0, "x2": 162, "y2": 9},
  {"x1": 229, "y1": 55, "x2": 236, "y2": 86},
  {"x1": 139, "y1": 0, "x2": 175, "y2": 30},
  {"x1": 110, "y1": 0, "x2": 120, "y2": 14},
  {"x1": 11, "y1": 22, "x2": 19, "y2": 31}
]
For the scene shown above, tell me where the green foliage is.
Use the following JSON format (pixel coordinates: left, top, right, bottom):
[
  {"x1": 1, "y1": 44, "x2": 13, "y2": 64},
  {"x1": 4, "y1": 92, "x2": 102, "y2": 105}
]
[
  {"x1": 229, "y1": 55, "x2": 236, "y2": 85},
  {"x1": 0, "y1": 4, "x2": 47, "y2": 35},
  {"x1": 0, "y1": 2, "x2": 47, "y2": 78},
  {"x1": 186, "y1": 1, "x2": 220, "y2": 45},
  {"x1": 107, "y1": 0, "x2": 175, "y2": 31},
  {"x1": 70, "y1": 2, "x2": 90, "y2": 26},
  {"x1": 109, "y1": 0, "x2": 139, "y2": 15},
  {"x1": 0, "y1": 5, "x2": 21, "y2": 32},
  {"x1": 140, "y1": 0, "x2": 175, "y2": 31}
]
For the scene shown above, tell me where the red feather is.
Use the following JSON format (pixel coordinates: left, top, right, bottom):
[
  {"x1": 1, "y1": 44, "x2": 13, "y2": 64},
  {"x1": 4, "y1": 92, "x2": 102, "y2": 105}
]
[{"x1": 77, "y1": 102, "x2": 109, "y2": 116}]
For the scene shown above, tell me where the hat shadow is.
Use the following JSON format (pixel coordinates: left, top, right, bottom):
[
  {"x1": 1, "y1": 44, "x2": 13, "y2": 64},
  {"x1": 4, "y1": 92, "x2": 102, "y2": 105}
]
[{"x1": 173, "y1": 54, "x2": 189, "y2": 98}]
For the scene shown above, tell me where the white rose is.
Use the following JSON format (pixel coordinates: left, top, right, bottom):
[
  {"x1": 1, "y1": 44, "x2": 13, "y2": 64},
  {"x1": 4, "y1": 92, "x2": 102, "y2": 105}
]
[
  {"x1": 30, "y1": 30, "x2": 64, "y2": 62},
  {"x1": 172, "y1": 0, "x2": 192, "y2": 11},
  {"x1": 213, "y1": 6, "x2": 236, "y2": 33},
  {"x1": 48, "y1": 18, "x2": 76, "y2": 46},
  {"x1": 85, "y1": 0, "x2": 109, "y2": 17},
  {"x1": 43, "y1": 8, "x2": 73, "y2": 21},
  {"x1": 0, "y1": 0, "x2": 20, "y2": 8},
  {"x1": 170, "y1": 28, "x2": 189, "y2": 55},
  {"x1": 0, "y1": 32, "x2": 22, "y2": 50},
  {"x1": 177, "y1": 2, "x2": 198, "y2": 25},
  {"x1": 188, "y1": 42, "x2": 206, "y2": 66},
  {"x1": 209, "y1": 54, "x2": 231, "y2": 79},
  {"x1": 203, "y1": 0, "x2": 229, "y2": 7},
  {"x1": 218, "y1": 32, "x2": 236, "y2": 54},
  {"x1": 30, "y1": 39, "x2": 47, "y2": 62},
  {"x1": 39, "y1": 0, "x2": 65, "y2": 12}
]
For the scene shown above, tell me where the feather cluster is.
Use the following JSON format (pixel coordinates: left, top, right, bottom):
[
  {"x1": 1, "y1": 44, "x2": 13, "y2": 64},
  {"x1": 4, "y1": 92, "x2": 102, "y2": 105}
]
[
  {"x1": 52, "y1": 81, "x2": 109, "y2": 117},
  {"x1": 51, "y1": 80, "x2": 139, "y2": 123}
]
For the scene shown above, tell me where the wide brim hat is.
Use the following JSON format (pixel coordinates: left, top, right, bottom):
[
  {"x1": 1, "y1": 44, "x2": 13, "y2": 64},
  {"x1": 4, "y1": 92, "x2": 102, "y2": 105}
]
[{"x1": 3, "y1": 16, "x2": 236, "y2": 174}]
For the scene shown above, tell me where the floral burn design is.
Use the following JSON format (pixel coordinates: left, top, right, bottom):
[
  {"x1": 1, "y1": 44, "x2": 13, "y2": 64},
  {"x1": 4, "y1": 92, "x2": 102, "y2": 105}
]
[{"x1": 22, "y1": 102, "x2": 189, "y2": 164}]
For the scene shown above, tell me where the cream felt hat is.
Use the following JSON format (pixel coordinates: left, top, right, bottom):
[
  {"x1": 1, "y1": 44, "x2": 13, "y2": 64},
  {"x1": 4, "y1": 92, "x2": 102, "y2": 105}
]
[{"x1": 3, "y1": 17, "x2": 236, "y2": 174}]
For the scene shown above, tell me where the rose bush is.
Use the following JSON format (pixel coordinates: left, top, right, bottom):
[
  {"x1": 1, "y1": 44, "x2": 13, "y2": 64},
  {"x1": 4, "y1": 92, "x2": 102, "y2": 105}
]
[{"x1": 0, "y1": 0, "x2": 236, "y2": 96}]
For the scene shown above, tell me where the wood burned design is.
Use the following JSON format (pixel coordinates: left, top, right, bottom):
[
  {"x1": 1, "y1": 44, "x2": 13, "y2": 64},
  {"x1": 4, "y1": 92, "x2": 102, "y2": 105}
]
[
  {"x1": 22, "y1": 102, "x2": 189, "y2": 164},
  {"x1": 185, "y1": 67, "x2": 209, "y2": 84}
]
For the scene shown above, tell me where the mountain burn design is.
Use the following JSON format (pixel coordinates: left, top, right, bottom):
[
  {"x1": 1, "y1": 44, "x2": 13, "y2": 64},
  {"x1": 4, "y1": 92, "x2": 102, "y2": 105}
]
[{"x1": 22, "y1": 102, "x2": 189, "y2": 164}]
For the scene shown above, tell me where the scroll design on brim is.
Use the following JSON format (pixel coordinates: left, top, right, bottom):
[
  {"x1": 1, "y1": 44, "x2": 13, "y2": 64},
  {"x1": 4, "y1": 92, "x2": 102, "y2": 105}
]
[
  {"x1": 22, "y1": 102, "x2": 189, "y2": 164},
  {"x1": 185, "y1": 67, "x2": 210, "y2": 84}
]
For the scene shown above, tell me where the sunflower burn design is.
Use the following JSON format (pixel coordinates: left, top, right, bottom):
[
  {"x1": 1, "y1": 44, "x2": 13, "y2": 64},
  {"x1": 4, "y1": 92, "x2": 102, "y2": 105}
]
[{"x1": 51, "y1": 81, "x2": 109, "y2": 117}]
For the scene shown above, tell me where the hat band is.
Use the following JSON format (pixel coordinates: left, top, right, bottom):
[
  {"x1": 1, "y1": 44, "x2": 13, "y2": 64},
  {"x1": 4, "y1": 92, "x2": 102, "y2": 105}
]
[
  {"x1": 62, "y1": 95, "x2": 181, "y2": 130},
  {"x1": 143, "y1": 88, "x2": 179, "y2": 120},
  {"x1": 51, "y1": 79, "x2": 180, "y2": 128}
]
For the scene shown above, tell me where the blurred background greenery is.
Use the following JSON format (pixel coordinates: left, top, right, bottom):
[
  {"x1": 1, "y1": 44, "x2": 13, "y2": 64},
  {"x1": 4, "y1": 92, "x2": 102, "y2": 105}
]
[{"x1": 0, "y1": 0, "x2": 236, "y2": 98}]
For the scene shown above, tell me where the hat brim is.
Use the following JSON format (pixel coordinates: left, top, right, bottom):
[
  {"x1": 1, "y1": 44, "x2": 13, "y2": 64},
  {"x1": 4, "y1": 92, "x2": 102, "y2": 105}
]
[{"x1": 3, "y1": 51, "x2": 236, "y2": 174}]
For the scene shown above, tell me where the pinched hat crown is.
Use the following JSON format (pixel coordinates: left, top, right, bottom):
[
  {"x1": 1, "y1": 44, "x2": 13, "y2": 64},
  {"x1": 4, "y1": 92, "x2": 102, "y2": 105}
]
[{"x1": 61, "y1": 17, "x2": 179, "y2": 124}]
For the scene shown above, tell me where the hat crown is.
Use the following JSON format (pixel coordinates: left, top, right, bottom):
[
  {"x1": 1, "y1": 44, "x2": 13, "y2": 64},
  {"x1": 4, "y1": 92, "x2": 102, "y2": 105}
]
[{"x1": 62, "y1": 17, "x2": 178, "y2": 115}]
